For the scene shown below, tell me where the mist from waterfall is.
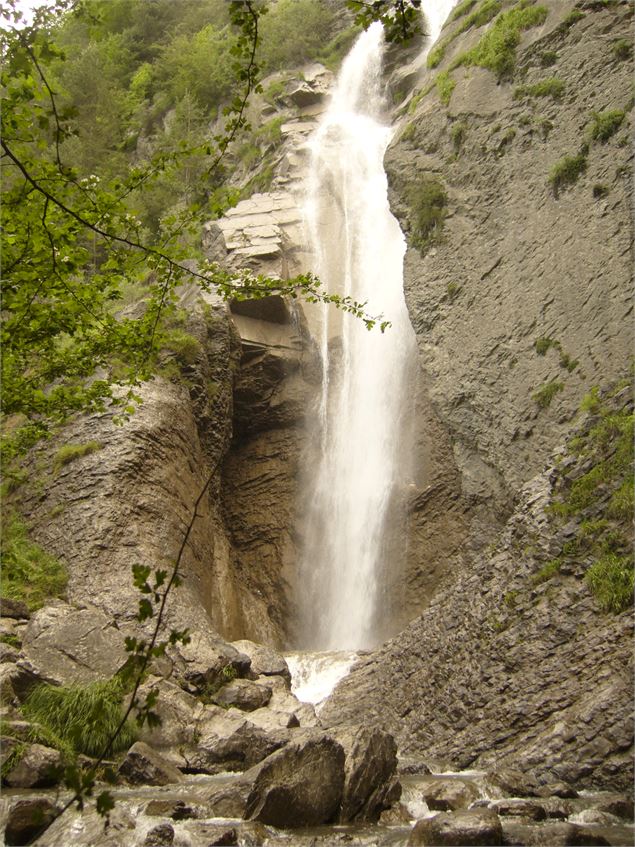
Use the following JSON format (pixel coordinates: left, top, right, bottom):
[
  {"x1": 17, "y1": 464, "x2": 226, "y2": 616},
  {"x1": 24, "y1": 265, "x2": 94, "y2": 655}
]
[{"x1": 296, "y1": 4, "x2": 457, "y2": 652}]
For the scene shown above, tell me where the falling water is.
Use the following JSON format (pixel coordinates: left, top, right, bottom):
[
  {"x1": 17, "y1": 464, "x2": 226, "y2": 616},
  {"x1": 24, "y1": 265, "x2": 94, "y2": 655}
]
[{"x1": 296, "y1": 4, "x2": 457, "y2": 653}]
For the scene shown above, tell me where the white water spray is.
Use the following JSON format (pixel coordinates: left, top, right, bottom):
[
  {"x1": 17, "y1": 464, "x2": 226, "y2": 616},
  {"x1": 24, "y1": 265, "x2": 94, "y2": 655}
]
[{"x1": 296, "y1": 4, "x2": 457, "y2": 653}]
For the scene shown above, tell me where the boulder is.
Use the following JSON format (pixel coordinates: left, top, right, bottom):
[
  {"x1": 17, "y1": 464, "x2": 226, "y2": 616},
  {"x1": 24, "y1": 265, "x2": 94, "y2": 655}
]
[
  {"x1": 0, "y1": 599, "x2": 29, "y2": 620},
  {"x1": 500, "y1": 822, "x2": 610, "y2": 846},
  {"x1": 380, "y1": 802, "x2": 412, "y2": 824},
  {"x1": 119, "y1": 742, "x2": 183, "y2": 786},
  {"x1": 4, "y1": 798, "x2": 59, "y2": 846},
  {"x1": 486, "y1": 768, "x2": 541, "y2": 798},
  {"x1": 332, "y1": 725, "x2": 400, "y2": 822},
  {"x1": 242, "y1": 730, "x2": 346, "y2": 827},
  {"x1": 408, "y1": 809, "x2": 504, "y2": 846},
  {"x1": 0, "y1": 663, "x2": 40, "y2": 705},
  {"x1": 20, "y1": 603, "x2": 127, "y2": 686},
  {"x1": 571, "y1": 809, "x2": 621, "y2": 826},
  {"x1": 399, "y1": 760, "x2": 432, "y2": 775},
  {"x1": 2, "y1": 743, "x2": 62, "y2": 788},
  {"x1": 592, "y1": 793, "x2": 634, "y2": 819},
  {"x1": 211, "y1": 679, "x2": 272, "y2": 711},
  {"x1": 231, "y1": 640, "x2": 291, "y2": 684},
  {"x1": 143, "y1": 822, "x2": 174, "y2": 846},
  {"x1": 187, "y1": 710, "x2": 287, "y2": 774},
  {"x1": 537, "y1": 781, "x2": 578, "y2": 799},
  {"x1": 207, "y1": 781, "x2": 252, "y2": 818},
  {"x1": 539, "y1": 797, "x2": 572, "y2": 820},
  {"x1": 0, "y1": 643, "x2": 19, "y2": 664},
  {"x1": 186, "y1": 821, "x2": 270, "y2": 846},
  {"x1": 137, "y1": 676, "x2": 205, "y2": 750},
  {"x1": 170, "y1": 633, "x2": 251, "y2": 694},
  {"x1": 260, "y1": 674, "x2": 319, "y2": 727},
  {"x1": 421, "y1": 778, "x2": 480, "y2": 812},
  {"x1": 144, "y1": 799, "x2": 202, "y2": 820},
  {"x1": 244, "y1": 705, "x2": 300, "y2": 732},
  {"x1": 490, "y1": 798, "x2": 547, "y2": 821}
]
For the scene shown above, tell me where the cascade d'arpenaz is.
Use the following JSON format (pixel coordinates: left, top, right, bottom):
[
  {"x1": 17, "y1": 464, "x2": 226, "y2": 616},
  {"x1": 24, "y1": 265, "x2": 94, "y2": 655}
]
[{"x1": 296, "y1": 4, "x2": 457, "y2": 651}]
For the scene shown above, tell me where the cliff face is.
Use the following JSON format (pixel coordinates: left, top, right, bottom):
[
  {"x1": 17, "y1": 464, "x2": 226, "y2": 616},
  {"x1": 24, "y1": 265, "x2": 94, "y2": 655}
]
[{"x1": 322, "y1": 0, "x2": 634, "y2": 790}]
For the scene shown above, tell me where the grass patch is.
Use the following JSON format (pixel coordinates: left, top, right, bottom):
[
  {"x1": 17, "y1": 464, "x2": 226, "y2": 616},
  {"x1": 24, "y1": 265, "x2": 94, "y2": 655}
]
[
  {"x1": 22, "y1": 678, "x2": 136, "y2": 758},
  {"x1": 0, "y1": 633, "x2": 22, "y2": 649},
  {"x1": 160, "y1": 328, "x2": 202, "y2": 366},
  {"x1": 450, "y1": 121, "x2": 468, "y2": 152},
  {"x1": 585, "y1": 554, "x2": 634, "y2": 613},
  {"x1": 532, "y1": 379, "x2": 564, "y2": 408},
  {"x1": 53, "y1": 441, "x2": 102, "y2": 472},
  {"x1": 436, "y1": 71, "x2": 456, "y2": 105},
  {"x1": 535, "y1": 336, "x2": 556, "y2": 355},
  {"x1": 255, "y1": 115, "x2": 285, "y2": 147},
  {"x1": 408, "y1": 80, "x2": 435, "y2": 114},
  {"x1": 593, "y1": 183, "x2": 610, "y2": 199},
  {"x1": 611, "y1": 39, "x2": 632, "y2": 61},
  {"x1": 449, "y1": 0, "x2": 478, "y2": 22},
  {"x1": 547, "y1": 383, "x2": 634, "y2": 614},
  {"x1": 407, "y1": 176, "x2": 448, "y2": 253},
  {"x1": 533, "y1": 558, "x2": 561, "y2": 584},
  {"x1": 514, "y1": 77, "x2": 565, "y2": 100},
  {"x1": 540, "y1": 50, "x2": 558, "y2": 67},
  {"x1": 452, "y1": 3, "x2": 549, "y2": 80},
  {"x1": 559, "y1": 9, "x2": 584, "y2": 30},
  {"x1": 0, "y1": 511, "x2": 67, "y2": 611},
  {"x1": 549, "y1": 153, "x2": 587, "y2": 194},
  {"x1": 428, "y1": 0, "x2": 502, "y2": 68},
  {"x1": 589, "y1": 109, "x2": 625, "y2": 142}
]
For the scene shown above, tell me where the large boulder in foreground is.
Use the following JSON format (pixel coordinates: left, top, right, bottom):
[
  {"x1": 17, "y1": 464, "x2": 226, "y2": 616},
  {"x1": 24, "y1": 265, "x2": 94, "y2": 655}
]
[
  {"x1": 19, "y1": 602, "x2": 127, "y2": 686},
  {"x1": 241, "y1": 730, "x2": 346, "y2": 827},
  {"x1": 408, "y1": 809, "x2": 503, "y2": 846},
  {"x1": 2, "y1": 744, "x2": 62, "y2": 788},
  {"x1": 119, "y1": 742, "x2": 183, "y2": 786},
  {"x1": 333, "y1": 725, "x2": 400, "y2": 822},
  {"x1": 243, "y1": 732, "x2": 345, "y2": 827},
  {"x1": 4, "y1": 798, "x2": 59, "y2": 846},
  {"x1": 186, "y1": 709, "x2": 287, "y2": 774}
]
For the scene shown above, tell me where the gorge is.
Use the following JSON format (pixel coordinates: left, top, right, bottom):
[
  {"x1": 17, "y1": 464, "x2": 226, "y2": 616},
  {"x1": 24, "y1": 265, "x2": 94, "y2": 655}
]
[{"x1": 1, "y1": 0, "x2": 633, "y2": 845}]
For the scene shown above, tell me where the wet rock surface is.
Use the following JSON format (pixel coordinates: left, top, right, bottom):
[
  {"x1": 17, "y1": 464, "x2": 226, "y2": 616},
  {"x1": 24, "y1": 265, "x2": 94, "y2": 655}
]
[{"x1": 408, "y1": 808, "x2": 504, "y2": 846}]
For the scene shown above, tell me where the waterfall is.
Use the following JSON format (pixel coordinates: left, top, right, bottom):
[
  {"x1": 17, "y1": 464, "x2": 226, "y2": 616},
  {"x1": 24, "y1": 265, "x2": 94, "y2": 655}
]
[{"x1": 296, "y1": 4, "x2": 457, "y2": 653}]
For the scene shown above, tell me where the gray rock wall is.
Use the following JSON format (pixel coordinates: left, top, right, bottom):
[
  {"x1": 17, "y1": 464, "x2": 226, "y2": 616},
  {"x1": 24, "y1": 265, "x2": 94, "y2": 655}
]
[{"x1": 323, "y1": 0, "x2": 634, "y2": 790}]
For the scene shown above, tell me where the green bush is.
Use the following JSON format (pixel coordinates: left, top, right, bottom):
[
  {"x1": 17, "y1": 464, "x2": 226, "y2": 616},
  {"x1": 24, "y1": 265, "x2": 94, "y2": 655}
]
[
  {"x1": 449, "y1": 0, "x2": 478, "y2": 22},
  {"x1": 160, "y1": 329, "x2": 202, "y2": 365},
  {"x1": 0, "y1": 511, "x2": 68, "y2": 611},
  {"x1": 559, "y1": 9, "x2": 585, "y2": 29},
  {"x1": 535, "y1": 336, "x2": 556, "y2": 355},
  {"x1": 514, "y1": 77, "x2": 565, "y2": 100},
  {"x1": 585, "y1": 554, "x2": 634, "y2": 613},
  {"x1": 540, "y1": 50, "x2": 558, "y2": 67},
  {"x1": 611, "y1": 39, "x2": 632, "y2": 61},
  {"x1": 589, "y1": 109, "x2": 626, "y2": 143},
  {"x1": 453, "y1": 3, "x2": 548, "y2": 79},
  {"x1": 593, "y1": 183, "x2": 610, "y2": 199},
  {"x1": 549, "y1": 153, "x2": 587, "y2": 194},
  {"x1": 407, "y1": 176, "x2": 448, "y2": 252},
  {"x1": 54, "y1": 441, "x2": 103, "y2": 472},
  {"x1": 428, "y1": 0, "x2": 502, "y2": 68},
  {"x1": 436, "y1": 71, "x2": 456, "y2": 105},
  {"x1": 532, "y1": 380, "x2": 564, "y2": 408},
  {"x1": 23, "y1": 678, "x2": 136, "y2": 757}
]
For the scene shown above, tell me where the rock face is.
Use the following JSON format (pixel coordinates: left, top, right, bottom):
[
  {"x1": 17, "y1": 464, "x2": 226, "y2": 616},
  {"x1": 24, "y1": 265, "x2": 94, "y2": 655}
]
[{"x1": 322, "y1": 0, "x2": 634, "y2": 793}]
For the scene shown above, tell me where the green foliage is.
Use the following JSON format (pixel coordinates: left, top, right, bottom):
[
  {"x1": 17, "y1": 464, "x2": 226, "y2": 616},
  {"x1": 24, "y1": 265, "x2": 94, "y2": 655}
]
[
  {"x1": 407, "y1": 176, "x2": 448, "y2": 252},
  {"x1": 22, "y1": 678, "x2": 136, "y2": 757},
  {"x1": 0, "y1": 511, "x2": 68, "y2": 611},
  {"x1": 408, "y1": 81, "x2": 435, "y2": 113},
  {"x1": 346, "y1": 0, "x2": 422, "y2": 43},
  {"x1": 450, "y1": 121, "x2": 468, "y2": 152},
  {"x1": 54, "y1": 441, "x2": 103, "y2": 471},
  {"x1": 532, "y1": 380, "x2": 564, "y2": 408},
  {"x1": 436, "y1": 71, "x2": 456, "y2": 105},
  {"x1": 317, "y1": 23, "x2": 362, "y2": 71},
  {"x1": 611, "y1": 39, "x2": 632, "y2": 61},
  {"x1": 1, "y1": 742, "x2": 27, "y2": 780},
  {"x1": 450, "y1": 0, "x2": 478, "y2": 22},
  {"x1": 585, "y1": 554, "x2": 634, "y2": 614},
  {"x1": 592, "y1": 183, "x2": 610, "y2": 199},
  {"x1": 159, "y1": 329, "x2": 202, "y2": 367},
  {"x1": 259, "y1": 0, "x2": 337, "y2": 71},
  {"x1": 0, "y1": 633, "x2": 22, "y2": 649},
  {"x1": 549, "y1": 153, "x2": 587, "y2": 194},
  {"x1": 547, "y1": 383, "x2": 634, "y2": 614},
  {"x1": 540, "y1": 50, "x2": 558, "y2": 67},
  {"x1": 533, "y1": 558, "x2": 561, "y2": 584},
  {"x1": 428, "y1": 0, "x2": 502, "y2": 68},
  {"x1": 560, "y1": 9, "x2": 585, "y2": 29},
  {"x1": 514, "y1": 77, "x2": 565, "y2": 100},
  {"x1": 453, "y1": 3, "x2": 549, "y2": 80},
  {"x1": 588, "y1": 109, "x2": 626, "y2": 143},
  {"x1": 535, "y1": 336, "x2": 555, "y2": 355}
]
